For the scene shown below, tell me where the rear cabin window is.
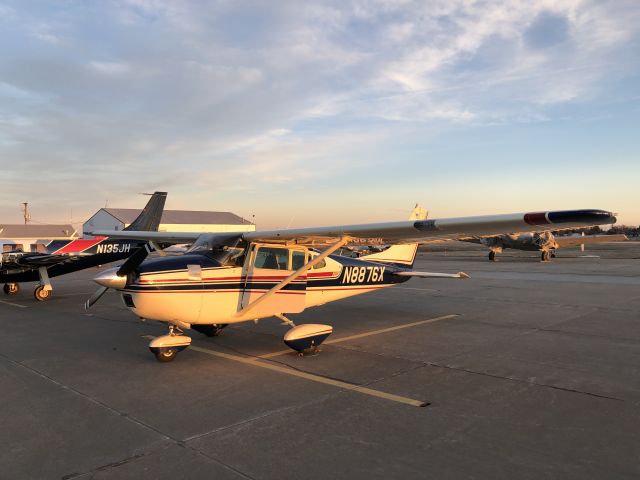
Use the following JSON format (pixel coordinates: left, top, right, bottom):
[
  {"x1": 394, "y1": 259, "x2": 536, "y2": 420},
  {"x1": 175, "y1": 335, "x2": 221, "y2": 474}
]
[
  {"x1": 255, "y1": 247, "x2": 289, "y2": 270},
  {"x1": 310, "y1": 253, "x2": 326, "y2": 269}
]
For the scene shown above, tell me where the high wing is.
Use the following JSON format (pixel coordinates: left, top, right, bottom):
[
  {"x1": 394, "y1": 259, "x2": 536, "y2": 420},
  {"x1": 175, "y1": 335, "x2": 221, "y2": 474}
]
[
  {"x1": 87, "y1": 230, "x2": 205, "y2": 242},
  {"x1": 2, "y1": 252, "x2": 80, "y2": 268},
  {"x1": 243, "y1": 209, "x2": 616, "y2": 244},
  {"x1": 554, "y1": 233, "x2": 628, "y2": 248},
  {"x1": 91, "y1": 209, "x2": 616, "y2": 246}
]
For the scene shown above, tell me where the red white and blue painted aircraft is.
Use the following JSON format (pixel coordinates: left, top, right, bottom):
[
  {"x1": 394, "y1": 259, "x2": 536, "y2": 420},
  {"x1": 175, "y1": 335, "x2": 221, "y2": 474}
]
[
  {"x1": 86, "y1": 206, "x2": 616, "y2": 362},
  {"x1": 1, "y1": 192, "x2": 167, "y2": 301}
]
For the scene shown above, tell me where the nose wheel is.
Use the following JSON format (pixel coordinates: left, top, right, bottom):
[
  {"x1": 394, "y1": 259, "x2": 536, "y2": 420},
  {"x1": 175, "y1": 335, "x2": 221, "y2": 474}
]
[{"x1": 149, "y1": 325, "x2": 192, "y2": 362}]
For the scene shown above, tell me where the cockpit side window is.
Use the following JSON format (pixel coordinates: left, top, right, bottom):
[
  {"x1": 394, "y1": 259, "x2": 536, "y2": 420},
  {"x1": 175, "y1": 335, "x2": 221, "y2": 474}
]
[{"x1": 255, "y1": 247, "x2": 289, "y2": 269}]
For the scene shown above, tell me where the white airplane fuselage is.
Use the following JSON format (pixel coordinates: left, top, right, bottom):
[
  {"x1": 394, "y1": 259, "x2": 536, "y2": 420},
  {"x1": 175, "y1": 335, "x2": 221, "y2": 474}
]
[{"x1": 120, "y1": 243, "x2": 408, "y2": 326}]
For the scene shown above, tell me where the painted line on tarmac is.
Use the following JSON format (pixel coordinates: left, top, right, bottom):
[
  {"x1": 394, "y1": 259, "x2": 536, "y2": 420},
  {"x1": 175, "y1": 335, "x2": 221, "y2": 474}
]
[
  {"x1": 258, "y1": 313, "x2": 460, "y2": 359},
  {"x1": 142, "y1": 335, "x2": 426, "y2": 407},
  {"x1": 325, "y1": 313, "x2": 459, "y2": 345},
  {"x1": 0, "y1": 299, "x2": 28, "y2": 308}
]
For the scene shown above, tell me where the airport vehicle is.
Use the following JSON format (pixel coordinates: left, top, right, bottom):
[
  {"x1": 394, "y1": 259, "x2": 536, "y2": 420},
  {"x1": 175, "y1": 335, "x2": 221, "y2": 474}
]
[
  {"x1": 86, "y1": 207, "x2": 616, "y2": 362},
  {"x1": 462, "y1": 231, "x2": 627, "y2": 261},
  {"x1": 0, "y1": 192, "x2": 166, "y2": 301}
]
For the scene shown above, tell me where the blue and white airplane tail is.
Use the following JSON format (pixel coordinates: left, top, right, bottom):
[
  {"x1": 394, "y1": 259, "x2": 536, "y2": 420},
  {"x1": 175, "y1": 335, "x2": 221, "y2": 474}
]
[{"x1": 358, "y1": 205, "x2": 427, "y2": 268}]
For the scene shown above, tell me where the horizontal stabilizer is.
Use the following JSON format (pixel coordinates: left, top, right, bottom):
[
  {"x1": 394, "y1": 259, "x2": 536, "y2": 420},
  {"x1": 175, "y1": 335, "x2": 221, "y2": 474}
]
[
  {"x1": 394, "y1": 271, "x2": 469, "y2": 279},
  {"x1": 555, "y1": 234, "x2": 628, "y2": 248}
]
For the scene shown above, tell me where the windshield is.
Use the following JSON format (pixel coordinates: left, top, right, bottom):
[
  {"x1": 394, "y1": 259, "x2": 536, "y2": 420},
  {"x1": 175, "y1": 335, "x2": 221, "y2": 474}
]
[{"x1": 186, "y1": 239, "x2": 246, "y2": 267}]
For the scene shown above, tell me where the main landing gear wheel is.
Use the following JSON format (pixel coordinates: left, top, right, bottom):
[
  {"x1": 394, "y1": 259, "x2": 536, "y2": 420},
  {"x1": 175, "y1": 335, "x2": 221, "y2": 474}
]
[
  {"x1": 34, "y1": 286, "x2": 52, "y2": 302},
  {"x1": 541, "y1": 251, "x2": 551, "y2": 262},
  {"x1": 4, "y1": 283, "x2": 19, "y2": 295},
  {"x1": 488, "y1": 251, "x2": 497, "y2": 262}
]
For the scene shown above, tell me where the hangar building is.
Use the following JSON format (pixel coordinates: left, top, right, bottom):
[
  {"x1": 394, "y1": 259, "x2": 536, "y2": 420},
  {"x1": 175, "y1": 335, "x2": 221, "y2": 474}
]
[
  {"x1": 83, "y1": 209, "x2": 255, "y2": 235},
  {"x1": 0, "y1": 225, "x2": 78, "y2": 252}
]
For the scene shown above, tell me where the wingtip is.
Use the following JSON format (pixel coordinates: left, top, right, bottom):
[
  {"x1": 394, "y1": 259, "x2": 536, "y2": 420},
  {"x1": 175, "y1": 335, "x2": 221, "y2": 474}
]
[{"x1": 458, "y1": 272, "x2": 470, "y2": 279}]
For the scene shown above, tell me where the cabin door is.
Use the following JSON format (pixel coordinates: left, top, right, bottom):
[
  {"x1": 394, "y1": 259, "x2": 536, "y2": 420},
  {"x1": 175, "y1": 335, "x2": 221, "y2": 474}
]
[{"x1": 240, "y1": 244, "x2": 307, "y2": 317}]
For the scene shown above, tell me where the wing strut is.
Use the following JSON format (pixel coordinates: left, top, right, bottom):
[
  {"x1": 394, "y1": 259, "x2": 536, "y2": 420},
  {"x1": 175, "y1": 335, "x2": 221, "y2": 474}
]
[{"x1": 236, "y1": 237, "x2": 350, "y2": 318}]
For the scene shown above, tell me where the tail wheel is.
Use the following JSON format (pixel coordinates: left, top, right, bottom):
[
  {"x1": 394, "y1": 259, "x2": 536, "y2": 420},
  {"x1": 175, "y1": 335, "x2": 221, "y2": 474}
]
[
  {"x1": 154, "y1": 348, "x2": 178, "y2": 362},
  {"x1": 34, "y1": 286, "x2": 52, "y2": 301}
]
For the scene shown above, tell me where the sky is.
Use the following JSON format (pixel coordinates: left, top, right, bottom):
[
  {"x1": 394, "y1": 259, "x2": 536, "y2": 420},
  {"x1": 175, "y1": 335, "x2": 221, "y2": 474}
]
[{"x1": 0, "y1": 0, "x2": 639, "y2": 230}]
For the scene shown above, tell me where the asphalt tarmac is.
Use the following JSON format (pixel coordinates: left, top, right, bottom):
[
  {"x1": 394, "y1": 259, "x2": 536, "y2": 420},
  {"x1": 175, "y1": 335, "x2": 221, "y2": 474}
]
[{"x1": 2, "y1": 243, "x2": 639, "y2": 479}]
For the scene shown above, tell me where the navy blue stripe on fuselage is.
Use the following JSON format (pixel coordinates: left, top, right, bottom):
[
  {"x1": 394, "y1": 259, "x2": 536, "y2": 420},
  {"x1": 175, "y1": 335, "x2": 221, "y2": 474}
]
[{"x1": 127, "y1": 281, "x2": 306, "y2": 292}]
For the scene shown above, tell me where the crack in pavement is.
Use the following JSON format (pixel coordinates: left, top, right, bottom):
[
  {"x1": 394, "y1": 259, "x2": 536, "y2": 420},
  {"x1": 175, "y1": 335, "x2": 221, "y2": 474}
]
[{"x1": 0, "y1": 353, "x2": 256, "y2": 480}]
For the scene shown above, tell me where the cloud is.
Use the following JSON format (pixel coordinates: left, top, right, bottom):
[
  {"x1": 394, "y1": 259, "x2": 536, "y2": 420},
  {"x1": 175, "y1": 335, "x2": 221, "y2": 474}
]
[
  {"x1": 0, "y1": 0, "x2": 639, "y2": 225},
  {"x1": 88, "y1": 61, "x2": 131, "y2": 75}
]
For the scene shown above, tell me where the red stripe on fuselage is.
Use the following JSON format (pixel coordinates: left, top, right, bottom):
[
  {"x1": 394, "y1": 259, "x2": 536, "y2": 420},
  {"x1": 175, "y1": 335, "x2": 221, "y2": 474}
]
[
  {"x1": 138, "y1": 274, "x2": 309, "y2": 284},
  {"x1": 52, "y1": 236, "x2": 107, "y2": 254}
]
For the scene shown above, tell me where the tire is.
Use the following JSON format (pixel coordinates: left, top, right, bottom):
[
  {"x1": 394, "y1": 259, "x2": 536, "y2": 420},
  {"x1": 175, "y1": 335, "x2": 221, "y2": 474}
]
[
  {"x1": 4, "y1": 283, "x2": 20, "y2": 295},
  {"x1": 488, "y1": 251, "x2": 496, "y2": 262},
  {"x1": 34, "y1": 286, "x2": 52, "y2": 301},
  {"x1": 154, "y1": 348, "x2": 178, "y2": 362},
  {"x1": 541, "y1": 251, "x2": 550, "y2": 262}
]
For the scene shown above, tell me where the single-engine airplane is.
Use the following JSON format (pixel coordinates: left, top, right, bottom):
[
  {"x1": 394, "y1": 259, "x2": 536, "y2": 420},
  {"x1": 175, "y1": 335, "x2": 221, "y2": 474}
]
[
  {"x1": 86, "y1": 206, "x2": 616, "y2": 362},
  {"x1": 1, "y1": 192, "x2": 167, "y2": 301},
  {"x1": 462, "y1": 231, "x2": 626, "y2": 261}
]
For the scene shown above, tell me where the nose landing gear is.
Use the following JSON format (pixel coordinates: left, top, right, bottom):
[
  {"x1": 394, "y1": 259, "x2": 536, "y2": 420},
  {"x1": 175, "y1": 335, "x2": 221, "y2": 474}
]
[{"x1": 149, "y1": 325, "x2": 192, "y2": 362}]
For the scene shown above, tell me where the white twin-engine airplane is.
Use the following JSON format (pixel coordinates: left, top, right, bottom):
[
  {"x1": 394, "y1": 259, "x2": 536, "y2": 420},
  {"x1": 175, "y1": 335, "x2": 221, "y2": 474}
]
[{"x1": 86, "y1": 206, "x2": 616, "y2": 362}]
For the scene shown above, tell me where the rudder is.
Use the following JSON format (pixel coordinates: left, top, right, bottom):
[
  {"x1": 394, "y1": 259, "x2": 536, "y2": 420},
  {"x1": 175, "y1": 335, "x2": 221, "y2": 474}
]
[{"x1": 124, "y1": 191, "x2": 167, "y2": 231}]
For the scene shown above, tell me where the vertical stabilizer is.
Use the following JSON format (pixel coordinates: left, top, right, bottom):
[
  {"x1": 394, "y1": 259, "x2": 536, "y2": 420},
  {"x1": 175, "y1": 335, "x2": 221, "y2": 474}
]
[
  {"x1": 359, "y1": 204, "x2": 427, "y2": 268},
  {"x1": 124, "y1": 192, "x2": 167, "y2": 231}
]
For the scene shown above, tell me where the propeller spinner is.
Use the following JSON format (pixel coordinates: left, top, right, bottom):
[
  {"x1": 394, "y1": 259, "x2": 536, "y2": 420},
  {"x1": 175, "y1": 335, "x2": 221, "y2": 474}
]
[{"x1": 84, "y1": 244, "x2": 153, "y2": 309}]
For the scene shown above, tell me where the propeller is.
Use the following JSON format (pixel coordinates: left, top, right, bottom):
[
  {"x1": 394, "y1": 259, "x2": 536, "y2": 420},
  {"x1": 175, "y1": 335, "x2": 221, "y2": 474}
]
[
  {"x1": 84, "y1": 286, "x2": 109, "y2": 309},
  {"x1": 117, "y1": 243, "x2": 153, "y2": 277},
  {"x1": 84, "y1": 243, "x2": 153, "y2": 310}
]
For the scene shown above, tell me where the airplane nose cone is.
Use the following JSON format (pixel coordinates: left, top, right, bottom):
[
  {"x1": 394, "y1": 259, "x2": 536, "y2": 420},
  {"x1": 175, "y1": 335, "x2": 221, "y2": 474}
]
[{"x1": 93, "y1": 267, "x2": 127, "y2": 289}]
